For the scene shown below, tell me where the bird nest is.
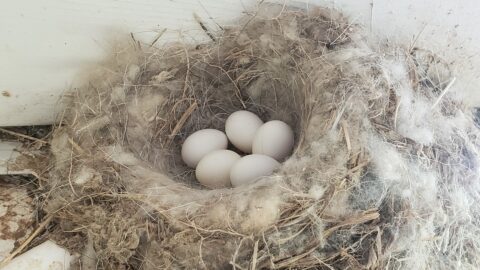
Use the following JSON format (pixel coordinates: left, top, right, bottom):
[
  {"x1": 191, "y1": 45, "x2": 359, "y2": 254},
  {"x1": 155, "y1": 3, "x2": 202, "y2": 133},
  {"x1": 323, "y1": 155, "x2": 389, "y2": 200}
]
[{"x1": 22, "y1": 3, "x2": 480, "y2": 270}]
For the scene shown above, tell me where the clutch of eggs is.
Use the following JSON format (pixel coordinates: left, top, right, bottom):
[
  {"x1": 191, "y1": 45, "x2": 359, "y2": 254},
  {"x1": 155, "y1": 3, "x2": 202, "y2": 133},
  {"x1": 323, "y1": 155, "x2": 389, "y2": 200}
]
[{"x1": 181, "y1": 110, "x2": 294, "y2": 188}]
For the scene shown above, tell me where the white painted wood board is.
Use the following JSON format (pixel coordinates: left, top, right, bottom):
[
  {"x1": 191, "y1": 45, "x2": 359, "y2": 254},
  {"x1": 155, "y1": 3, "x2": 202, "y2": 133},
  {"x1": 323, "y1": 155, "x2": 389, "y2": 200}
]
[
  {"x1": 1, "y1": 0, "x2": 480, "y2": 174},
  {"x1": 0, "y1": 0, "x2": 256, "y2": 126},
  {"x1": 1, "y1": 0, "x2": 479, "y2": 127}
]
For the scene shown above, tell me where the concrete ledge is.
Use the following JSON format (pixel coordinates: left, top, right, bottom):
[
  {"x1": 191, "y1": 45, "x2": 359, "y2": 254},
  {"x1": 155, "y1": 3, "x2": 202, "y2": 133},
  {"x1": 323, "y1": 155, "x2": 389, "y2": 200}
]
[{"x1": 0, "y1": 141, "x2": 22, "y2": 174}]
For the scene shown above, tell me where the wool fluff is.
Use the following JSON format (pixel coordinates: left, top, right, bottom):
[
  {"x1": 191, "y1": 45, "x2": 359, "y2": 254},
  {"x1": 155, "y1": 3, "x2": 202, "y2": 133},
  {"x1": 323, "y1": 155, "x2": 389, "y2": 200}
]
[{"x1": 41, "y1": 4, "x2": 480, "y2": 269}]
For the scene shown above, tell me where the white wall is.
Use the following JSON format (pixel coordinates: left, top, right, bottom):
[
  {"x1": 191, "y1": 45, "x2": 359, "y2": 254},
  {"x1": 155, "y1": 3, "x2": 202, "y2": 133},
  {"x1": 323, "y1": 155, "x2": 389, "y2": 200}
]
[
  {"x1": 0, "y1": 0, "x2": 256, "y2": 126},
  {"x1": 1, "y1": 0, "x2": 479, "y2": 125}
]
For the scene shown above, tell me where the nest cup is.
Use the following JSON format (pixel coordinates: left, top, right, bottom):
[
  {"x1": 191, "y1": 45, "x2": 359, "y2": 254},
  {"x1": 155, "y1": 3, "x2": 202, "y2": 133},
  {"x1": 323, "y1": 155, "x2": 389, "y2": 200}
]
[
  {"x1": 41, "y1": 3, "x2": 480, "y2": 270},
  {"x1": 160, "y1": 41, "x2": 307, "y2": 185},
  {"x1": 47, "y1": 6, "x2": 349, "y2": 267},
  {"x1": 141, "y1": 16, "x2": 321, "y2": 187}
]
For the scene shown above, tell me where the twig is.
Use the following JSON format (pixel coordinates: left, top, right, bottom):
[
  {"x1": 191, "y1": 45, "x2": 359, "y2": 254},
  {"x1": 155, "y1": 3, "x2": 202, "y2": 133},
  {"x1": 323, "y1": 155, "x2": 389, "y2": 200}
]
[
  {"x1": 197, "y1": 0, "x2": 223, "y2": 30},
  {"x1": 431, "y1": 77, "x2": 456, "y2": 109},
  {"x1": 341, "y1": 120, "x2": 351, "y2": 153},
  {"x1": 314, "y1": 256, "x2": 336, "y2": 270},
  {"x1": 0, "y1": 128, "x2": 48, "y2": 145},
  {"x1": 194, "y1": 13, "x2": 216, "y2": 42},
  {"x1": 274, "y1": 242, "x2": 321, "y2": 268},
  {"x1": 346, "y1": 160, "x2": 370, "y2": 176},
  {"x1": 409, "y1": 23, "x2": 427, "y2": 52},
  {"x1": 324, "y1": 210, "x2": 379, "y2": 238},
  {"x1": 0, "y1": 215, "x2": 54, "y2": 267},
  {"x1": 272, "y1": 0, "x2": 287, "y2": 20},
  {"x1": 130, "y1": 32, "x2": 142, "y2": 50},
  {"x1": 182, "y1": 46, "x2": 191, "y2": 97},
  {"x1": 68, "y1": 137, "x2": 85, "y2": 155},
  {"x1": 330, "y1": 105, "x2": 346, "y2": 131},
  {"x1": 150, "y1": 28, "x2": 167, "y2": 47},
  {"x1": 198, "y1": 236, "x2": 207, "y2": 269},
  {"x1": 231, "y1": 238, "x2": 248, "y2": 270},
  {"x1": 251, "y1": 240, "x2": 259, "y2": 270},
  {"x1": 168, "y1": 102, "x2": 198, "y2": 140},
  {"x1": 376, "y1": 226, "x2": 382, "y2": 257},
  {"x1": 67, "y1": 145, "x2": 79, "y2": 197},
  {"x1": 393, "y1": 98, "x2": 401, "y2": 130}
]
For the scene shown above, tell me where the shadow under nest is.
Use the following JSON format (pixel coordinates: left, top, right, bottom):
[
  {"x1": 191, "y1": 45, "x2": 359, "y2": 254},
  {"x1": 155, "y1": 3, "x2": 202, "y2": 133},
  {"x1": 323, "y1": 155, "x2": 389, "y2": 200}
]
[{"x1": 38, "y1": 4, "x2": 480, "y2": 270}]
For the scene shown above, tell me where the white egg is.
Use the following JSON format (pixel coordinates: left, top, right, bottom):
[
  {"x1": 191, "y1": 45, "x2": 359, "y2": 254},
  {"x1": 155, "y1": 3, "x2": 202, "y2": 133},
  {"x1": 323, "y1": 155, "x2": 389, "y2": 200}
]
[
  {"x1": 195, "y1": 150, "x2": 241, "y2": 188},
  {"x1": 230, "y1": 154, "x2": 280, "y2": 187},
  {"x1": 252, "y1": 120, "x2": 294, "y2": 161},
  {"x1": 225, "y1": 110, "x2": 263, "y2": 153},
  {"x1": 181, "y1": 129, "x2": 228, "y2": 168}
]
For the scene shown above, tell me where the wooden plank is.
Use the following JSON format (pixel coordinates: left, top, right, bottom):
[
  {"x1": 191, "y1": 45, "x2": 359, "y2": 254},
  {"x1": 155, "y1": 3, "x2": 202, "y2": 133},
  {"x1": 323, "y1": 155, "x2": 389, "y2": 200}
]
[
  {"x1": 0, "y1": 0, "x2": 256, "y2": 126},
  {"x1": 1, "y1": 0, "x2": 479, "y2": 127}
]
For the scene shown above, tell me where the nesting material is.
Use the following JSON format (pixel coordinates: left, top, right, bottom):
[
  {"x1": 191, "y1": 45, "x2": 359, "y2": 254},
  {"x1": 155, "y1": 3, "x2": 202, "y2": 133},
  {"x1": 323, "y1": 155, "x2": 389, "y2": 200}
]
[{"x1": 41, "y1": 4, "x2": 480, "y2": 269}]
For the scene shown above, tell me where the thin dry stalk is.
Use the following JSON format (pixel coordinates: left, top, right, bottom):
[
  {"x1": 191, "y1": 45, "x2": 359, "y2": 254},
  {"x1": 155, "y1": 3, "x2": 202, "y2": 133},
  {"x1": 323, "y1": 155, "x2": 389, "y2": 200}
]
[
  {"x1": 168, "y1": 101, "x2": 198, "y2": 142},
  {"x1": 0, "y1": 215, "x2": 53, "y2": 267},
  {"x1": 0, "y1": 128, "x2": 48, "y2": 145},
  {"x1": 323, "y1": 210, "x2": 379, "y2": 238}
]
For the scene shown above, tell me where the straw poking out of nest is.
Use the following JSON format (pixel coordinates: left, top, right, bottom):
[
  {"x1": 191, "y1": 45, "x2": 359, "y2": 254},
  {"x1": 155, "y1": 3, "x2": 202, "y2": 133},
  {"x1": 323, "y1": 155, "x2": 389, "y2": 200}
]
[{"x1": 23, "y1": 3, "x2": 480, "y2": 269}]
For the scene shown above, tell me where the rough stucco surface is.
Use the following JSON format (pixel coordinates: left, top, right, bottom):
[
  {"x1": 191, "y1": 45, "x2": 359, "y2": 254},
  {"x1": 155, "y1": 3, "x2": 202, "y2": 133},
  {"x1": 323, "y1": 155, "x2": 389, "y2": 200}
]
[{"x1": 0, "y1": 184, "x2": 34, "y2": 260}]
